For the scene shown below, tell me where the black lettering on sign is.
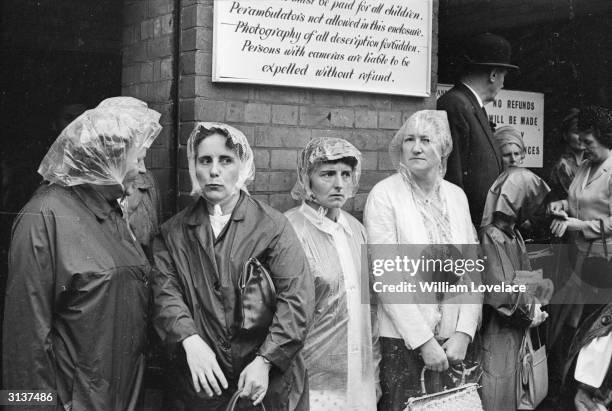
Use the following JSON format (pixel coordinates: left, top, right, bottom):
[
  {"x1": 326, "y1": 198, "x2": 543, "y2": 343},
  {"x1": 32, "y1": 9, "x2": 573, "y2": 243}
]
[{"x1": 520, "y1": 116, "x2": 538, "y2": 126}]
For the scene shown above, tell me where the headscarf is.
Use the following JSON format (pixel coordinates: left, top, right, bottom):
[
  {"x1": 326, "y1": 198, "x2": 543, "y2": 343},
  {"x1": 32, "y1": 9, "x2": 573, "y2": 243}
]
[
  {"x1": 493, "y1": 126, "x2": 526, "y2": 154},
  {"x1": 38, "y1": 96, "x2": 161, "y2": 188},
  {"x1": 186, "y1": 122, "x2": 254, "y2": 197},
  {"x1": 291, "y1": 137, "x2": 362, "y2": 202},
  {"x1": 481, "y1": 167, "x2": 551, "y2": 227},
  {"x1": 389, "y1": 110, "x2": 453, "y2": 178}
]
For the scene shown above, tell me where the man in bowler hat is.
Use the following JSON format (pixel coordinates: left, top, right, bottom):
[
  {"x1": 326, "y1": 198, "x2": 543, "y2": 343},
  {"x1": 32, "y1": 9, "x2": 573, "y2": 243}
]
[{"x1": 437, "y1": 32, "x2": 519, "y2": 225}]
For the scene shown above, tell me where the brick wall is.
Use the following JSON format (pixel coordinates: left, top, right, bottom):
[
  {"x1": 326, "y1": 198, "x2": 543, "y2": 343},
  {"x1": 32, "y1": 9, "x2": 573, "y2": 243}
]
[
  {"x1": 122, "y1": 0, "x2": 177, "y2": 218},
  {"x1": 124, "y1": 0, "x2": 440, "y2": 219}
]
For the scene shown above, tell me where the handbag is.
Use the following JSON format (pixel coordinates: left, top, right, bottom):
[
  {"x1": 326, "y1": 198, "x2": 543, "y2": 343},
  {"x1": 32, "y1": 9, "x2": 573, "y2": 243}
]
[
  {"x1": 225, "y1": 390, "x2": 266, "y2": 411},
  {"x1": 582, "y1": 219, "x2": 612, "y2": 289},
  {"x1": 238, "y1": 257, "x2": 276, "y2": 333},
  {"x1": 405, "y1": 366, "x2": 483, "y2": 411},
  {"x1": 516, "y1": 328, "x2": 548, "y2": 410}
]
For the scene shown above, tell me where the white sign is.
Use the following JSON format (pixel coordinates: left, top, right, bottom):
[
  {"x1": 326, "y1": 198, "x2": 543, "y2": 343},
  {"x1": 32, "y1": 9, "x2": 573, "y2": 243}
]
[
  {"x1": 213, "y1": 0, "x2": 432, "y2": 96},
  {"x1": 437, "y1": 84, "x2": 545, "y2": 168}
]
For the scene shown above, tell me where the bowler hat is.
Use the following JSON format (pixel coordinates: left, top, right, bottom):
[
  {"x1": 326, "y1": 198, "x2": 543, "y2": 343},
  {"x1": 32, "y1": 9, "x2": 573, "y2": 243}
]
[{"x1": 464, "y1": 33, "x2": 519, "y2": 70}]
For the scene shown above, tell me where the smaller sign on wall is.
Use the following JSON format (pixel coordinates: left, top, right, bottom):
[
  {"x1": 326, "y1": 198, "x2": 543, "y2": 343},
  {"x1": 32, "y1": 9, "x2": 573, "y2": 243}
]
[{"x1": 437, "y1": 85, "x2": 545, "y2": 168}]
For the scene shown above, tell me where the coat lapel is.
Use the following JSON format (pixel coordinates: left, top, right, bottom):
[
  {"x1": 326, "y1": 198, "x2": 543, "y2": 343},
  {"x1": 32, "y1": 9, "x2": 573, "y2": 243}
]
[
  {"x1": 185, "y1": 199, "x2": 220, "y2": 279},
  {"x1": 457, "y1": 84, "x2": 502, "y2": 170}
]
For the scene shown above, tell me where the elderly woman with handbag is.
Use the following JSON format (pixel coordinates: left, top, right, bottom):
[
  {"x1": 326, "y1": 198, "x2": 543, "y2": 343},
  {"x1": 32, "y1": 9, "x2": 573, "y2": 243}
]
[
  {"x1": 285, "y1": 137, "x2": 380, "y2": 410},
  {"x1": 152, "y1": 123, "x2": 314, "y2": 410},
  {"x1": 3, "y1": 97, "x2": 161, "y2": 410},
  {"x1": 364, "y1": 110, "x2": 482, "y2": 410},
  {"x1": 479, "y1": 167, "x2": 552, "y2": 411}
]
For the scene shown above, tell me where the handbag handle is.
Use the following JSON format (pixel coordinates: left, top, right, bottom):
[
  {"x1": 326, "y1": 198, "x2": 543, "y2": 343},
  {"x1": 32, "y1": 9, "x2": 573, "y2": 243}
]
[
  {"x1": 585, "y1": 219, "x2": 609, "y2": 259},
  {"x1": 225, "y1": 390, "x2": 266, "y2": 411},
  {"x1": 239, "y1": 258, "x2": 276, "y2": 294},
  {"x1": 601, "y1": 219, "x2": 609, "y2": 259},
  {"x1": 419, "y1": 365, "x2": 468, "y2": 395}
]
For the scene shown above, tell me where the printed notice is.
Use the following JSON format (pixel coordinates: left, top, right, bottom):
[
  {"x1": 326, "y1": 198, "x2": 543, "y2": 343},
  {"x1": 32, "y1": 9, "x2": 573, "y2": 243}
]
[
  {"x1": 437, "y1": 84, "x2": 545, "y2": 168},
  {"x1": 213, "y1": 0, "x2": 432, "y2": 96}
]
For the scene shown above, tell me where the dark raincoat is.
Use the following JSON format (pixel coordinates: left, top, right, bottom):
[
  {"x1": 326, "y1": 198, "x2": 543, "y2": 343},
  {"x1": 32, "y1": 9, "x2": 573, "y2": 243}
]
[
  {"x1": 3, "y1": 184, "x2": 150, "y2": 410},
  {"x1": 152, "y1": 191, "x2": 314, "y2": 410}
]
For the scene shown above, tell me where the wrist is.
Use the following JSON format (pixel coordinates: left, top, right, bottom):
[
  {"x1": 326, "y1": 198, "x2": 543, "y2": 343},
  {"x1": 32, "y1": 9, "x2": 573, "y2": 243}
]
[
  {"x1": 454, "y1": 331, "x2": 471, "y2": 343},
  {"x1": 256, "y1": 355, "x2": 272, "y2": 369},
  {"x1": 181, "y1": 334, "x2": 198, "y2": 348}
]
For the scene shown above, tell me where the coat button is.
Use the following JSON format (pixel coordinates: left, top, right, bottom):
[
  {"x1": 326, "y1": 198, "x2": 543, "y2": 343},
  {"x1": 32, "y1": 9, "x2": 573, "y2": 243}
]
[{"x1": 601, "y1": 315, "x2": 612, "y2": 325}]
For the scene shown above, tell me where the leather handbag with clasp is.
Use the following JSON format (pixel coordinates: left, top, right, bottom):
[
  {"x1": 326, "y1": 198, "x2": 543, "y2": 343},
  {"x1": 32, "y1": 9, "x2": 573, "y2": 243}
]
[{"x1": 238, "y1": 257, "x2": 276, "y2": 333}]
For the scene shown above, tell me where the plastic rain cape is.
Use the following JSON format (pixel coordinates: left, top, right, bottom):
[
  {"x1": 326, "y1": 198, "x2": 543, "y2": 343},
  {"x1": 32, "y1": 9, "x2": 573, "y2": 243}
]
[
  {"x1": 481, "y1": 167, "x2": 551, "y2": 227},
  {"x1": 186, "y1": 122, "x2": 255, "y2": 200},
  {"x1": 287, "y1": 137, "x2": 378, "y2": 409},
  {"x1": 38, "y1": 97, "x2": 161, "y2": 189}
]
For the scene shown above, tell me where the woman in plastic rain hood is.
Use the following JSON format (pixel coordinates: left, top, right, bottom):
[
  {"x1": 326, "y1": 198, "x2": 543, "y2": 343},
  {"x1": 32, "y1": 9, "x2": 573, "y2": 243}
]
[
  {"x1": 3, "y1": 97, "x2": 161, "y2": 411},
  {"x1": 151, "y1": 123, "x2": 314, "y2": 410},
  {"x1": 284, "y1": 137, "x2": 380, "y2": 410},
  {"x1": 364, "y1": 110, "x2": 482, "y2": 409}
]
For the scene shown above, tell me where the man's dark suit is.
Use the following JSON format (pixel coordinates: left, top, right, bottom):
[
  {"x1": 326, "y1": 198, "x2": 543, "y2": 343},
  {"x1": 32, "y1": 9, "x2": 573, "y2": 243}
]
[{"x1": 437, "y1": 83, "x2": 502, "y2": 225}]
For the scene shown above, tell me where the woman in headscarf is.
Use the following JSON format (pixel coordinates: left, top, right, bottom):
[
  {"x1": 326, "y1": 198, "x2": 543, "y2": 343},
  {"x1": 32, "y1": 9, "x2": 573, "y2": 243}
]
[
  {"x1": 152, "y1": 123, "x2": 314, "y2": 410},
  {"x1": 285, "y1": 137, "x2": 380, "y2": 410},
  {"x1": 364, "y1": 110, "x2": 482, "y2": 410},
  {"x1": 479, "y1": 167, "x2": 551, "y2": 411},
  {"x1": 494, "y1": 126, "x2": 526, "y2": 170},
  {"x1": 3, "y1": 97, "x2": 161, "y2": 410}
]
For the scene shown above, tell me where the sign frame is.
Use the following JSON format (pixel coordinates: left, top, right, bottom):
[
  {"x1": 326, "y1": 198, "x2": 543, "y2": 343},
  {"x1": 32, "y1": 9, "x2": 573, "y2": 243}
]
[{"x1": 212, "y1": 0, "x2": 433, "y2": 97}]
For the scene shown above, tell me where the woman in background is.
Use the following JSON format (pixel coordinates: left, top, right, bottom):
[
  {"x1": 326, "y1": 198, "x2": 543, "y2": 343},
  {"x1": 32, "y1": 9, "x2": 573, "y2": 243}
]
[
  {"x1": 549, "y1": 108, "x2": 585, "y2": 200},
  {"x1": 285, "y1": 137, "x2": 380, "y2": 410},
  {"x1": 494, "y1": 126, "x2": 527, "y2": 170}
]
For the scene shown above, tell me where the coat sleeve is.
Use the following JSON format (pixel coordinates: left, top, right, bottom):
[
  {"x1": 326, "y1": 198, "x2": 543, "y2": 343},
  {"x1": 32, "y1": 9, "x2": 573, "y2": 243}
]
[
  {"x1": 152, "y1": 232, "x2": 198, "y2": 345},
  {"x1": 364, "y1": 186, "x2": 435, "y2": 350},
  {"x1": 455, "y1": 192, "x2": 482, "y2": 339},
  {"x1": 480, "y1": 228, "x2": 535, "y2": 329},
  {"x1": 438, "y1": 98, "x2": 471, "y2": 189},
  {"x1": 257, "y1": 219, "x2": 315, "y2": 372},
  {"x1": 3, "y1": 208, "x2": 57, "y2": 391}
]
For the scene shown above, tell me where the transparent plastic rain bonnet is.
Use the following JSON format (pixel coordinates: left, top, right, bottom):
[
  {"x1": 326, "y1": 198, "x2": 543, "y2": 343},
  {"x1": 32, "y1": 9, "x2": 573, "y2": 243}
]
[
  {"x1": 186, "y1": 122, "x2": 255, "y2": 197},
  {"x1": 291, "y1": 137, "x2": 362, "y2": 201},
  {"x1": 389, "y1": 110, "x2": 453, "y2": 178},
  {"x1": 38, "y1": 96, "x2": 161, "y2": 188}
]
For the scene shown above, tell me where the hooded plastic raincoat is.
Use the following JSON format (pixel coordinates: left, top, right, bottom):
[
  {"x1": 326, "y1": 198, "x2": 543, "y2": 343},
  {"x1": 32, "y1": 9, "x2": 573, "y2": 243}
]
[
  {"x1": 152, "y1": 123, "x2": 314, "y2": 410},
  {"x1": 3, "y1": 97, "x2": 161, "y2": 411},
  {"x1": 479, "y1": 167, "x2": 551, "y2": 411},
  {"x1": 285, "y1": 138, "x2": 379, "y2": 410}
]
